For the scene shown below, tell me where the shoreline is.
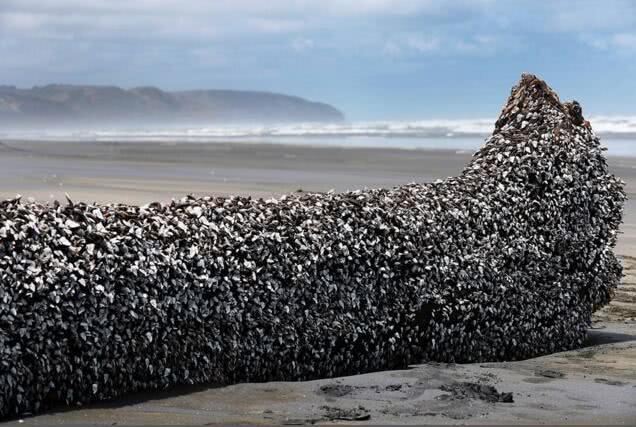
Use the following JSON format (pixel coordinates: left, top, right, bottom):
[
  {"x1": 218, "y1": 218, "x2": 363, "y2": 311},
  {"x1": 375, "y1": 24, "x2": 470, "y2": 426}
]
[{"x1": 3, "y1": 135, "x2": 636, "y2": 156}]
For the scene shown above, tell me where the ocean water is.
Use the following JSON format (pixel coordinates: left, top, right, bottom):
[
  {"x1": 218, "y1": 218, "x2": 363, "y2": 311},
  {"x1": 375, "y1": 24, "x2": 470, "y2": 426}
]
[{"x1": 2, "y1": 117, "x2": 636, "y2": 156}]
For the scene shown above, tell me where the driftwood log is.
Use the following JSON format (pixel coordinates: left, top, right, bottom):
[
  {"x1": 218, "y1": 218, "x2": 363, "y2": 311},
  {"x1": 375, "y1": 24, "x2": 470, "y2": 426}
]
[{"x1": 0, "y1": 74, "x2": 625, "y2": 417}]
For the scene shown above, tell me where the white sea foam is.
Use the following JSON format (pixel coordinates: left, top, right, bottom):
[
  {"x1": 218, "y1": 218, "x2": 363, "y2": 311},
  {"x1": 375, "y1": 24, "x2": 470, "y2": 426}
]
[
  {"x1": 4, "y1": 116, "x2": 635, "y2": 141},
  {"x1": 584, "y1": 115, "x2": 636, "y2": 136},
  {"x1": 2, "y1": 117, "x2": 636, "y2": 156}
]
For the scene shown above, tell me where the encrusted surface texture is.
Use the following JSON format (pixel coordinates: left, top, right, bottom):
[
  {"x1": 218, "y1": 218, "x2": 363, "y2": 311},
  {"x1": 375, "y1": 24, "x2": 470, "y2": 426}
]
[{"x1": 0, "y1": 75, "x2": 625, "y2": 417}]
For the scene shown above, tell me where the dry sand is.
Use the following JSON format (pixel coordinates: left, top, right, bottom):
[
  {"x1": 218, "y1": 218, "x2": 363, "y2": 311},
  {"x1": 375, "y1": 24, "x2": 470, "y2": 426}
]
[{"x1": 1, "y1": 139, "x2": 634, "y2": 425}]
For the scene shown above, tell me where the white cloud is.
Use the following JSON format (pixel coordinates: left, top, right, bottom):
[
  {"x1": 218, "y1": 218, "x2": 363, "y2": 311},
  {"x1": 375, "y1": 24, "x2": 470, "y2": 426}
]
[
  {"x1": 249, "y1": 18, "x2": 306, "y2": 34},
  {"x1": 0, "y1": 3, "x2": 259, "y2": 42},
  {"x1": 0, "y1": 0, "x2": 445, "y2": 17},
  {"x1": 549, "y1": 0, "x2": 635, "y2": 33},
  {"x1": 454, "y1": 35, "x2": 497, "y2": 54},
  {"x1": 406, "y1": 35, "x2": 440, "y2": 53},
  {"x1": 581, "y1": 36, "x2": 609, "y2": 50},
  {"x1": 0, "y1": 0, "x2": 634, "y2": 88},
  {"x1": 291, "y1": 38, "x2": 314, "y2": 52},
  {"x1": 0, "y1": 0, "x2": 493, "y2": 40},
  {"x1": 582, "y1": 32, "x2": 636, "y2": 52},
  {"x1": 613, "y1": 33, "x2": 636, "y2": 49},
  {"x1": 382, "y1": 34, "x2": 440, "y2": 57},
  {"x1": 320, "y1": 0, "x2": 438, "y2": 16},
  {"x1": 382, "y1": 33, "x2": 499, "y2": 57},
  {"x1": 0, "y1": 1, "x2": 486, "y2": 58},
  {"x1": 0, "y1": 12, "x2": 45, "y2": 31}
]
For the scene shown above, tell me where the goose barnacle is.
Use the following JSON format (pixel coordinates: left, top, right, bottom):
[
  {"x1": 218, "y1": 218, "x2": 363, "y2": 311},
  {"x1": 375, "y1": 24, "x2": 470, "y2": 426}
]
[{"x1": 0, "y1": 74, "x2": 625, "y2": 418}]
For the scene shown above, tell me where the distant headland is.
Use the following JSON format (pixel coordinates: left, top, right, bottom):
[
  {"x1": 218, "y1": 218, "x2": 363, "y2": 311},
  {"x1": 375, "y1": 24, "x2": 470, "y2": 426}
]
[{"x1": 0, "y1": 84, "x2": 344, "y2": 127}]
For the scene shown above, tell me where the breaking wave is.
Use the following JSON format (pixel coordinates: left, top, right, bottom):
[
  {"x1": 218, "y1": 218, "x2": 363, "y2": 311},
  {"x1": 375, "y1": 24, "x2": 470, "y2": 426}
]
[{"x1": 2, "y1": 116, "x2": 636, "y2": 154}]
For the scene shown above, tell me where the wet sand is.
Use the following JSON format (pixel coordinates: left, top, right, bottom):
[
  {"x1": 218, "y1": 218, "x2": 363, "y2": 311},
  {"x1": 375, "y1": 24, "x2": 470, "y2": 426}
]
[
  {"x1": 1, "y1": 139, "x2": 635, "y2": 424},
  {"x1": 0, "y1": 139, "x2": 474, "y2": 202}
]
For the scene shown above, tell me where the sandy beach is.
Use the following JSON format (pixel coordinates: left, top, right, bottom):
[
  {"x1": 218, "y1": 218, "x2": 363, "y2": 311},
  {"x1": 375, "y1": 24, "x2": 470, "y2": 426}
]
[
  {"x1": 1, "y1": 139, "x2": 635, "y2": 425},
  {"x1": 3, "y1": 139, "x2": 636, "y2": 254}
]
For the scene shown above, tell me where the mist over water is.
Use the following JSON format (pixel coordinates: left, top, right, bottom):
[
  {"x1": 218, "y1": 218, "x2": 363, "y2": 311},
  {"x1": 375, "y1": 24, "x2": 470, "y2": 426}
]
[{"x1": 2, "y1": 117, "x2": 636, "y2": 156}]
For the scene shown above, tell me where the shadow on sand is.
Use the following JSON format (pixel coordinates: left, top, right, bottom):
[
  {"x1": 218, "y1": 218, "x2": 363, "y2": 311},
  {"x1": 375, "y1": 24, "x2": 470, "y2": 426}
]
[{"x1": 584, "y1": 328, "x2": 636, "y2": 347}]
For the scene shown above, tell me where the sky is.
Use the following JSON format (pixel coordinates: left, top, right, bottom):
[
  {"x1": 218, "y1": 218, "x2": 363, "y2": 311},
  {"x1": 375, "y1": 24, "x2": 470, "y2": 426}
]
[{"x1": 1, "y1": 0, "x2": 635, "y2": 120}]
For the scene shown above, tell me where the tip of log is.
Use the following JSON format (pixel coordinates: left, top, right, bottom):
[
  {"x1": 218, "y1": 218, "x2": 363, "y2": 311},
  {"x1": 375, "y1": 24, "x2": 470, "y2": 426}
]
[{"x1": 495, "y1": 73, "x2": 585, "y2": 130}]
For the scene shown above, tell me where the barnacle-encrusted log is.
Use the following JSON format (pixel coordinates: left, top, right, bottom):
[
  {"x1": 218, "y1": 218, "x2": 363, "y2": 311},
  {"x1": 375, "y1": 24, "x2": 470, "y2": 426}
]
[{"x1": 0, "y1": 74, "x2": 625, "y2": 417}]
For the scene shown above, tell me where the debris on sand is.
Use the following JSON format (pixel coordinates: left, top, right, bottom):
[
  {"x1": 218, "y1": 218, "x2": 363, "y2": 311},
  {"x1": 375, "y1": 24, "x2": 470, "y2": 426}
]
[
  {"x1": 594, "y1": 378, "x2": 626, "y2": 386},
  {"x1": 282, "y1": 417, "x2": 322, "y2": 425},
  {"x1": 535, "y1": 369, "x2": 565, "y2": 379},
  {"x1": 0, "y1": 74, "x2": 625, "y2": 417},
  {"x1": 321, "y1": 405, "x2": 371, "y2": 421},
  {"x1": 319, "y1": 382, "x2": 405, "y2": 398},
  {"x1": 385, "y1": 384, "x2": 403, "y2": 391},
  {"x1": 439, "y1": 382, "x2": 514, "y2": 403},
  {"x1": 319, "y1": 384, "x2": 355, "y2": 397}
]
